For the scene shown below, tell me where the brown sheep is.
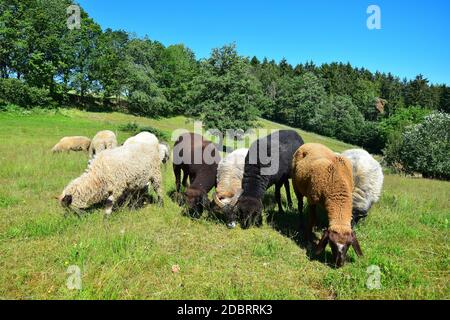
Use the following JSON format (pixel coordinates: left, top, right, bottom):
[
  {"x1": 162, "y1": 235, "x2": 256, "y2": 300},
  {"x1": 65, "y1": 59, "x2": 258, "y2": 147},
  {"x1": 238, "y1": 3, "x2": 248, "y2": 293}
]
[
  {"x1": 292, "y1": 143, "x2": 363, "y2": 267},
  {"x1": 173, "y1": 133, "x2": 221, "y2": 217},
  {"x1": 52, "y1": 136, "x2": 91, "y2": 153}
]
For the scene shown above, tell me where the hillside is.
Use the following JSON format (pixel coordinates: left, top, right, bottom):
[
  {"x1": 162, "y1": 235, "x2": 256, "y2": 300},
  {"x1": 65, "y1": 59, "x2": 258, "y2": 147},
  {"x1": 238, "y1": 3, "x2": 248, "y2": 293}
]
[{"x1": 0, "y1": 109, "x2": 448, "y2": 299}]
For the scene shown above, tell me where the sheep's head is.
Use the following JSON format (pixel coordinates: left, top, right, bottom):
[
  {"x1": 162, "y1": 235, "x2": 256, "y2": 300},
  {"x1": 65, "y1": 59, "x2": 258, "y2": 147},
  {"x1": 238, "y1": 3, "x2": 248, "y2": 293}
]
[
  {"x1": 184, "y1": 187, "x2": 209, "y2": 218},
  {"x1": 316, "y1": 228, "x2": 363, "y2": 268},
  {"x1": 211, "y1": 189, "x2": 243, "y2": 228},
  {"x1": 59, "y1": 194, "x2": 73, "y2": 208},
  {"x1": 233, "y1": 196, "x2": 263, "y2": 229}
]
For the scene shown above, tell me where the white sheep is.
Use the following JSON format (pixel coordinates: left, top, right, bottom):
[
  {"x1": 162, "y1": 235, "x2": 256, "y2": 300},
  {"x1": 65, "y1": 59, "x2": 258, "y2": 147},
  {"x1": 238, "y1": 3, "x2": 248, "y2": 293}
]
[
  {"x1": 89, "y1": 130, "x2": 118, "y2": 158},
  {"x1": 212, "y1": 149, "x2": 248, "y2": 225},
  {"x1": 159, "y1": 142, "x2": 170, "y2": 164},
  {"x1": 124, "y1": 132, "x2": 170, "y2": 164},
  {"x1": 124, "y1": 131, "x2": 159, "y2": 147},
  {"x1": 60, "y1": 142, "x2": 163, "y2": 215},
  {"x1": 52, "y1": 136, "x2": 91, "y2": 153},
  {"x1": 341, "y1": 149, "x2": 384, "y2": 225}
]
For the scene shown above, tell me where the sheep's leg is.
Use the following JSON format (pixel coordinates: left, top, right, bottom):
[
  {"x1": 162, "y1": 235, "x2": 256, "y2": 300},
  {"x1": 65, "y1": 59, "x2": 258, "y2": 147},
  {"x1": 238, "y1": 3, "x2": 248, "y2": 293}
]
[
  {"x1": 105, "y1": 195, "x2": 115, "y2": 216},
  {"x1": 150, "y1": 173, "x2": 164, "y2": 207},
  {"x1": 306, "y1": 204, "x2": 317, "y2": 243},
  {"x1": 275, "y1": 183, "x2": 284, "y2": 214},
  {"x1": 174, "y1": 165, "x2": 182, "y2": 193},
  {"x1": 182, "y1": 169, "x2": 189, "y2": 188},
  {"x1": 284, "y1": 179, "x2": 293, "y2": 210}
]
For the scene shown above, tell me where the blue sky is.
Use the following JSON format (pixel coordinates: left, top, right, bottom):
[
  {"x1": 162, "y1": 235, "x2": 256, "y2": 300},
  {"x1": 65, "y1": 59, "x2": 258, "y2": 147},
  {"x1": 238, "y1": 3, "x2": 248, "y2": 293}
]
[{"x1": 77, "y1": 0, "x2": 450, "y2": 84}]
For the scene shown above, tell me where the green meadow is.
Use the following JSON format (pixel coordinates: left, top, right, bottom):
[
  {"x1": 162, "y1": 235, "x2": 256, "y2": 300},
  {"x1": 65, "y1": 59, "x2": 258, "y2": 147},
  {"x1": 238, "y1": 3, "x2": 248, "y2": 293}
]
[{"x1": 0, "y1": 109, "x2": 448, "y2": 299}]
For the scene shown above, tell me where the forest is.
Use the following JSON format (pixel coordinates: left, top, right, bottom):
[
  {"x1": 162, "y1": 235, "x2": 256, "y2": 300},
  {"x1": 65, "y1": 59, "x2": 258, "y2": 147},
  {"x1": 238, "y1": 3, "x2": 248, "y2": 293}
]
[{"x1": 1, "y1": 0, "x2": 449, "y2": 179}]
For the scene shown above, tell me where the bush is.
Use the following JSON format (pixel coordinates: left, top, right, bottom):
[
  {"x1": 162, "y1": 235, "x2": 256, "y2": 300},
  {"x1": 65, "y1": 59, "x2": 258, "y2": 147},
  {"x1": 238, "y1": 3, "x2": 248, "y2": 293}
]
[
  {"x1": 384, "y1": 112, "x2": 450, "y2": 180},
  {"x1": 0, "y1": 79, "x2": 53, "y2": 108},
  {"x1": 118, "y1": 122, "x2": 169, "y2": 141}
]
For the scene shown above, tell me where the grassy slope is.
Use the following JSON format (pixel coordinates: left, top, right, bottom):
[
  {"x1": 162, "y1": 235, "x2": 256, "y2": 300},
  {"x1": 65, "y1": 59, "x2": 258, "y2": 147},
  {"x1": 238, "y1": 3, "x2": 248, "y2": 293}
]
[{"x1": 0, "y1": 109, "x2": 448, "y2": 300}]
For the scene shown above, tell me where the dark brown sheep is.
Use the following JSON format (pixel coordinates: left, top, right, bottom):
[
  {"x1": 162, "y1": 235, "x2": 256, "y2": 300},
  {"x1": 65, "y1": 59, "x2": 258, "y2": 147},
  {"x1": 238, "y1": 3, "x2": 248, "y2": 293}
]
[{"x1": 173, "y1": 133, "x2": 221, "y2": 216}]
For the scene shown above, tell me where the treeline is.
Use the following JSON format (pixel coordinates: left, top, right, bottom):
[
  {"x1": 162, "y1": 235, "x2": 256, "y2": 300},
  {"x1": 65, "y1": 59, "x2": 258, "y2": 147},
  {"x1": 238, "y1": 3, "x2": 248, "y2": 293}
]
[{"x1": 1, "y1": 0, "x2": 449, "y2": 162}]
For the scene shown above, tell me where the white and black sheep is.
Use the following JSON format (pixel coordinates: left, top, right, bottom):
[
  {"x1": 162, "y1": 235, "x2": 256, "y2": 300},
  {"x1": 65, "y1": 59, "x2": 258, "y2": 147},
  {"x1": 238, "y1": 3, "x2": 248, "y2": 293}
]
[
  {"x1": 60, "y1": 142, "x2": 163, "y2": 215},
  {"x1": 89, "y1": 130, "x2": 118, "y2": 158},
  {"x1": 341, "y1": 149, "x2": 384, "y2": 225}
]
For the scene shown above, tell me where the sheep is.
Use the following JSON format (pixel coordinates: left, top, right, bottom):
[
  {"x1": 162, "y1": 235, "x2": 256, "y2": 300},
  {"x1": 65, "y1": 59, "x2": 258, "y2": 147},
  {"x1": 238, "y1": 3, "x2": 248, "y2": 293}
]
[
  {"x1": 173, "y1": 133, "x2": 221, "y2": 216},
  {"x1": 124, "y1": 132, "x2": 170, "y2": 164},
  {"x1": 89, "y1": 130, "x2": 118, "y2": 158},
  {"x1": 232, "y1": 130, "x2": 304, "y2": 229},
  {"x1": 59, "y1": 142, "x2": 163, "y2": 215},
  {"x1": 52, "y1": 136, "x2": 91, "y2": 153},
  {"x1": 292, "y1": 143, "x2": 363, "y2": 267},
  {"x1": 159, "y1": 142, "x2": 170, "y2": 164},
  {"x1": 341, "y1": 149, "x2": 384, "y2": 226},
  {"x1": 211, "y1": 148, "x2": 249, "y2": 223},
  {"x1": 124, "y1": 131, "x2": 159, "y2": 147}
]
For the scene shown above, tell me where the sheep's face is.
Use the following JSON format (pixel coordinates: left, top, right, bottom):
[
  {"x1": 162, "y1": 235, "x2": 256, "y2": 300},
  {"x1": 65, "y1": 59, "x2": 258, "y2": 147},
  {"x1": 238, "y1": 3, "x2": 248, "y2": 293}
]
[
  {"x1": 184, "y1": 188, "x2": 209, "y2": 218},
  {"x1": 59, "y1": 194, "x2": 73, "y2": 208},
  {"x1": 211, "y1": 189, "x2": 243, "y2": 228},
  {"x1": 316, "y1": 229, "x2": 363, "y2": 268},
  {"x1": 234, "y1": 196, "x2": 263, "y2": 229}
]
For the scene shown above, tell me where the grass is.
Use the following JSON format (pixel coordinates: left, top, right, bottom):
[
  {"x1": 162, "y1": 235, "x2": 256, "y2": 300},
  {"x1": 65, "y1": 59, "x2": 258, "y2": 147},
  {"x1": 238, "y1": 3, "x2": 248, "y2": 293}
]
[{"x1": 0, "y1": 108, "x2": 448, "y2": 300}]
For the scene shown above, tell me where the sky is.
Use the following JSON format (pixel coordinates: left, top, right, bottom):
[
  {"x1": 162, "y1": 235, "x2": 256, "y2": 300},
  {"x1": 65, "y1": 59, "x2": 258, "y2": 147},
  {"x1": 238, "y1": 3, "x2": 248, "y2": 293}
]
[{"x1": 77, "y1": 0, "x2": 450, "y2": 84}]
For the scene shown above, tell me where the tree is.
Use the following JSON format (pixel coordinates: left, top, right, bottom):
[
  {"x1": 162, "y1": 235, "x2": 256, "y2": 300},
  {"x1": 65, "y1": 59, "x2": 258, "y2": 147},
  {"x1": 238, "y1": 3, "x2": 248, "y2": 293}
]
[
  {"x1": 123, "y1": 39, "x2": 168, "y2": 117},
  {"x1": 384, "y1": 112, "x2": 450, "y2": 180},
  {"x1": 313, "y1": 95, "x2": 365, "y2": 144},
  {"x1": 158, "y1": 44, "x2": 198, "y2": 115},
  {"x1": 187, "y1": 44, "x2": 261, "y2": 133},
  {"x1": 275, "y1": 72, "x2": 327, "y2": 130},
  {"x1": 405, "y1": 75, "x2": 434, "y2": 109}
]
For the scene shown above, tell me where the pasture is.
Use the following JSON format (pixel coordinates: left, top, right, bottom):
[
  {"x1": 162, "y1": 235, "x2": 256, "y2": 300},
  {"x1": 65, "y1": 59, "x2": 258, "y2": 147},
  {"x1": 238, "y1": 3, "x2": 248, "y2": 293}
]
[{"x1": 0, "y1": 108, "x2": 448, "y2": 299}]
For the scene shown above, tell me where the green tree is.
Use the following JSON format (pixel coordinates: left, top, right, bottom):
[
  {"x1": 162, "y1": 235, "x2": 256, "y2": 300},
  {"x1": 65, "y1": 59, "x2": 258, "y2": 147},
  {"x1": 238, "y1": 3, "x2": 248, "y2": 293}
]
[
  {"x1": 187, "y1": 44, "x2": 261, "y2": 133},
  {"x1": 123, "y1": 39, "x2": 168, "y2": 117},
  {"x1": 313, "y1": 95, "x2": 365, "y2": 144}
]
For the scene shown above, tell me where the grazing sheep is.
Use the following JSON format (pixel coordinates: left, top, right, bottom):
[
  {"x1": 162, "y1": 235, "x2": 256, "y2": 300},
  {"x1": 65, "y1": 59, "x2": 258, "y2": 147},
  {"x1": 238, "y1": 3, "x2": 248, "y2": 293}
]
[
  {"x1": 124, "y1": 131, "x2": 159, "y2": 148},
  {"x1": 52, "y1": 136, "x2": 91, "y2": 153},
  {"x1": 211, "y1": 148, "x2": 249, "y2": 221},
  {"x1": 124, "y1": 132, "x2": 170, "y2": 164},
  {"x1": 292, "y1": 143, "x2": 363, "y2": 267},
  {"x1": 60, "y1": 142, "x2": 163, "y2": 215},
  {"x1": 232, "y1": 130, "x2": 304, "y2": 229},
  {"x1": 159, "y1": 142, "x2": 170, "y2": 164},
  {"x1": 89, "y1": 130, "x2": 118, "y2": 158},
  {"x1": 173, "y1": 133, "x2": 221, "y2": 216},
  {"x1": 341, "y1": 149, "x2": 384, "y2": 226}
]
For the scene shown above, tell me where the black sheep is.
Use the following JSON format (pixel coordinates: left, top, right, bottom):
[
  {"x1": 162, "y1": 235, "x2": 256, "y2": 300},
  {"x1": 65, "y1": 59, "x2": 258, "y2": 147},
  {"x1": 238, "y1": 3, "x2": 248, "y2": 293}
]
[
  {"x1": 173, "y1": 133, "x2": 221, "y2": 217},
  {"x1": 230, "y1": 130, "x2": 304, "y2": 229}
]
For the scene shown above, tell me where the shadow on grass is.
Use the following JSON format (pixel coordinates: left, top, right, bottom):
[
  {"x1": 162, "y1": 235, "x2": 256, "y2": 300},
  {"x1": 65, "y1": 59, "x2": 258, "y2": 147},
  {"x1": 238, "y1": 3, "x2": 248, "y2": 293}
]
[{"x1": 264, "y1": 192, "x2": 344, "y2": 268}]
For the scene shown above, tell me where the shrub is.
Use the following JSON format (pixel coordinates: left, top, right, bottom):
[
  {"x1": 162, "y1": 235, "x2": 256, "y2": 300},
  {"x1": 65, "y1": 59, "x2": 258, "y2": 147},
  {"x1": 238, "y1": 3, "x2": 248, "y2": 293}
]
[
  {"x1": 0, "y1": 79, "x2": 53, "y2": 108},
  {"x1": 384, "y1": 112, "x2": 450, "y2": 180},
  {"x1": 118, "y1": 122, "x2": 169, "y2": 141}
]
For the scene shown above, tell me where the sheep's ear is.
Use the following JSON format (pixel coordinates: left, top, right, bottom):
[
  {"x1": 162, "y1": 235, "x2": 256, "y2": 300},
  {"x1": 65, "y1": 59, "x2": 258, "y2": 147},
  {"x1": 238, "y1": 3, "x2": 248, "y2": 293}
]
[
  {"x1": 62, "y1": 195, "x2": 72, "y2": 207},
  {"x1": 351, "y1": 232, "x2": 363, "y2": 257},
  {"x1": 315, "y1": 230, "x2": 329, "y2": 255}
]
